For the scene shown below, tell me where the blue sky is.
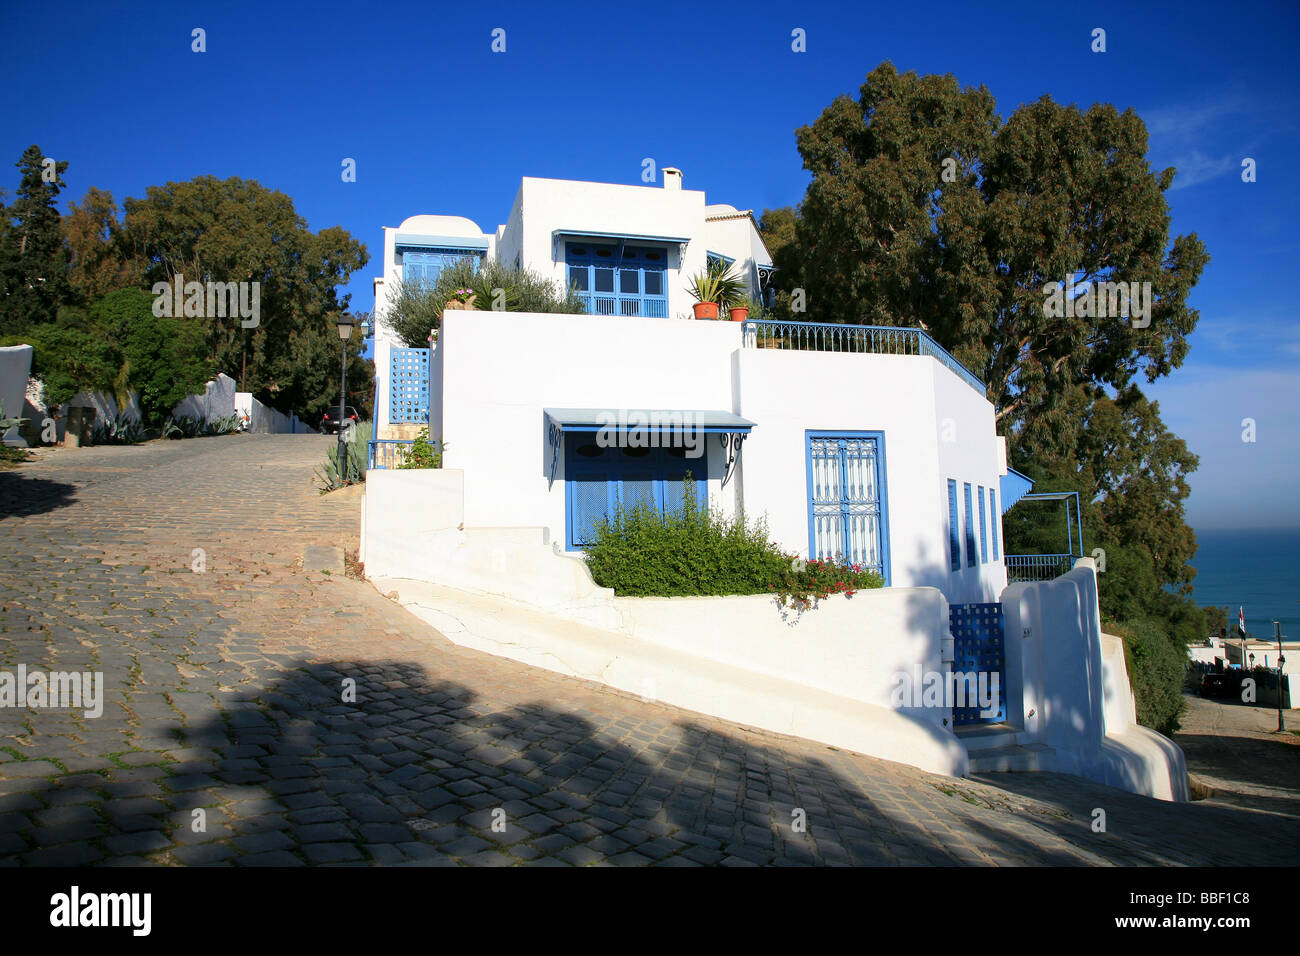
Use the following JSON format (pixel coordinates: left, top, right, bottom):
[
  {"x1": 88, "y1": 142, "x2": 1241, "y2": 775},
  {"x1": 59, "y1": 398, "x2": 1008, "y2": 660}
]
[{"x1": 2, "y1": 0, "x2": 1296, "y2": 531}]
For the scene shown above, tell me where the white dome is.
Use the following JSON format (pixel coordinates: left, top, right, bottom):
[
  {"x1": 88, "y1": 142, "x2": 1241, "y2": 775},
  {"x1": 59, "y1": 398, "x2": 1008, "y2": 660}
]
[{"x1": 398, "y1": 214, "x2": 485, "y2": 238}]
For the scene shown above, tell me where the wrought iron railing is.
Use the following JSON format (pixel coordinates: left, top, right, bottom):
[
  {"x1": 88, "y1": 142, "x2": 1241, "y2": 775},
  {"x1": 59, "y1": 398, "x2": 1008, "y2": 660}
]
[
  {"x1": 368, "y1": 439, "x2": 415, "y2": 471},
  {"x1": 741, "y1": 320, "x2": 986, "y2": 395},
  {"x1": 1004, "y1": 554, "x2": 1076, "y2": 583},
  {"x1": 580, "y1": 293, "x2": 669, "y2": 318}
]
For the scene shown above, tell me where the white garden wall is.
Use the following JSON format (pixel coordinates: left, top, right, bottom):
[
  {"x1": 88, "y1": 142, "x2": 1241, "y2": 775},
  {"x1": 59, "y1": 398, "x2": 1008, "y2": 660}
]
[
  {"x1": 0, "y1": 345, "x2": 33, "y2": 445},
  {"x1": 1001, "y1": 559, "x2": 1189, "y2": 801}
]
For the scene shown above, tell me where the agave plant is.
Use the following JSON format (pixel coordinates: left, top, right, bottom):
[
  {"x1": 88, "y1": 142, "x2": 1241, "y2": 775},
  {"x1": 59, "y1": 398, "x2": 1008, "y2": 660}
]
[
  {"x1": 313, "y1": 421, "x2": 372, "y2": 492},
  {"x1": 90, "y1": 412, "x2": 145, "y2": 445},
  {"x1": 0, "y1": 401, "x2": 28, "y2": 433}
]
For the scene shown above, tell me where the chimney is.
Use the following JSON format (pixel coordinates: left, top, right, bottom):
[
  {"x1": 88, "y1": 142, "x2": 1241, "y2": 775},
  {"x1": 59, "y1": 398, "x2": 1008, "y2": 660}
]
[{"x1": 663, "y1": 167, "x2": 682, "y2": 190}]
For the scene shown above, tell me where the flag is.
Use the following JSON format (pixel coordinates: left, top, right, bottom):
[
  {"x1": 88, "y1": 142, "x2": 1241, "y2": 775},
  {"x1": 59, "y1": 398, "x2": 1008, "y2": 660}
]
[{"x1": 1238, "y1": 606, "x2": 1247, "y2": 639}]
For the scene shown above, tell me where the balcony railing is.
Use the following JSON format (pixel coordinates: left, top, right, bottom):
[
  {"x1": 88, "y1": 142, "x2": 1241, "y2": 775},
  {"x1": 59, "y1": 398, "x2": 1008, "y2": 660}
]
[
  {"x1": 368, "y1": 439, "x2": 415, "y2": 471},
  {"x1": 741, "y1": 319, "x2": 986, "y2": 395},
  {"x1": 580, "y1": 293, "x2": 669, "y2": 318},
  {"x1": 1005, "y1": 554, "x2": 1077, "y2": 583}
]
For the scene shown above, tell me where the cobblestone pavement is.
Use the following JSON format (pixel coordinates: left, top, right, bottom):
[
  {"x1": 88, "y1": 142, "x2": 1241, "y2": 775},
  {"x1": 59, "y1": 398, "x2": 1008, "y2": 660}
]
[{"x1": 1, "y1": 435, "x2": 1297, "y2": 866}]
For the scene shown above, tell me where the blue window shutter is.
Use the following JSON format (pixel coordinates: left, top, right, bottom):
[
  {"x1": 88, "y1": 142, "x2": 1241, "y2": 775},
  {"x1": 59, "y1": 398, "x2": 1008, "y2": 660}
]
[
  {"x1": 989, "y1": 488, "x2": 999, "y2": 559},
  {"x1": 964, "y1": 482, "x2": 977, "y2": 567},
  {"x1": 947, "y1": 479, "x2": 960, "y2": 571},
  {"x1": 978, "y1": 485, "x2": 988, "y2": 562}
]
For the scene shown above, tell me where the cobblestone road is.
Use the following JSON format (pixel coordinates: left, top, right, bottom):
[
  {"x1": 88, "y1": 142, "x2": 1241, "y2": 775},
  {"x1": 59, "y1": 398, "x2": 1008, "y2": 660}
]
[{"x1": 1, "y1": 435, "x2": 1296, "y2": 866}]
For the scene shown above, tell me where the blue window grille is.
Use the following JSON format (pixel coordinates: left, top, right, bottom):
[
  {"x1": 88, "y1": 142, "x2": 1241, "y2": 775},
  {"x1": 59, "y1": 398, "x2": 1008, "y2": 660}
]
[
  {"x1": 566, "y1": 242, "x2": 668, "y2": 317},
  {"x1": 989, "y1": 488, "x2": 999, "y2": 560},
  {"x1": 978, "y1": 485, "x2": 988, "y2": 562},
  {"x1": 964, "y1": 482, "x2": 977, "y2": 568},
  {"x1": 565, "y1": 439, "x2": 707, "y2": 550},
  {"x1": 400, "y1": 247, "x2": 483, "y2": 289},
  {"x1": 947, "y1": 479, "x2": 960, "y2": 572},
  {"x1": 389, "y1": 347, "x2": 429, "y2": 424},
  {"x1": 805, "y1": 432, "x2": 890, "y2": 582},
  {"x1": 707, "y1": 252, "x2": 735, "y2": 272}
]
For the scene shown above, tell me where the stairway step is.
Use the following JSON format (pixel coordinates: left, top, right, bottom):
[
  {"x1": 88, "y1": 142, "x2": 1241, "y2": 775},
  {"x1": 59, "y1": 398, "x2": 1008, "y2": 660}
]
[{"x1": 967, "y1": 743, "x2": 1054, "y2": 774}]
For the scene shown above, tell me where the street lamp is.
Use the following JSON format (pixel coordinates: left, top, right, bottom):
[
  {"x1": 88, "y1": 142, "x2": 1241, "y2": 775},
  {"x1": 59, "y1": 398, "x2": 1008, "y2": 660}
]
[{"x1": 335, "y1": 315, "x2": 355, "y2": 483}]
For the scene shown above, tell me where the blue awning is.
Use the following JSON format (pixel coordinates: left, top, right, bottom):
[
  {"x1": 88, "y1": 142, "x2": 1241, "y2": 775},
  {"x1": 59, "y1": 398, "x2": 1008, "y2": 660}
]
[
  {"x1": 395, "y1": 233, "x2": 490, "y2": 250},
  {"x1": 544, "y1": 408, "x2": 754, "y2": 435},
  {"x1": 1000, "y1": 468, "x2": 1035, "y2": 513}
]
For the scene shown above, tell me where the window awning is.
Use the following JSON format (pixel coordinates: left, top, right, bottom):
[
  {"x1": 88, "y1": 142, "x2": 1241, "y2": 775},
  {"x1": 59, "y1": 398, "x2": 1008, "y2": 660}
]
[
  {"x1": 544, "y1": 408, "x2": 755, "y2": 434},
  {"x1": 395, "y1": 233, "x2": 490, "y2": 250},
  {"x1": 999, "y1": 468, "x2": 1035, "y2": 513},
  {"x1": 553, "y1": 229, "x2": 692, "y2": 246}
]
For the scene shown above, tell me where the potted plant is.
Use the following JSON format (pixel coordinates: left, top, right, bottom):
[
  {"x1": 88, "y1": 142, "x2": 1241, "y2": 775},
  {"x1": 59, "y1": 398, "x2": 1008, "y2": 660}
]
[
  {"x1": 727, "y1": 292, "x2": 759, "y2": 323},
  {"x1": 686, "y1": 270, "x2": 723, "y2": 319},
  {"x1": 444, "y1": 288, "x2": 477, "y2": 312}
]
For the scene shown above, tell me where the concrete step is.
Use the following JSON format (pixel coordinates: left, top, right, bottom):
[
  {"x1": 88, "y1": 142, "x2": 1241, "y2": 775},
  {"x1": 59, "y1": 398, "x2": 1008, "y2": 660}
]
[
  {"x1": 967, "y1": 743, "x2": 1055, "y2": 773},
  {"x1": 954, "y1": 722, "x2": 1025, "y2": 751}
]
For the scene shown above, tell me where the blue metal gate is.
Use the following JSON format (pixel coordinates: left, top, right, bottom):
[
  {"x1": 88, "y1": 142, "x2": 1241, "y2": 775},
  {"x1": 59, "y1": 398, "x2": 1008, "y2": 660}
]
[
  {"x1": 949, "y1": 602, "x2": 1006, "y2": 725},
  {"x1": 389, "y1": 347, "x2": 429, "y2": 424}
]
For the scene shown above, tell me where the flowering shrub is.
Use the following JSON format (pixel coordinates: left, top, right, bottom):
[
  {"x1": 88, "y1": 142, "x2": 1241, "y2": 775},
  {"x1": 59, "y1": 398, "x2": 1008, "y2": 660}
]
[
  {"x1": 450, "y1": 288, "x2": 475, "y2": 303},
  {"x1": 771, "y1": 558, "x2": 884, "y2": 611}
]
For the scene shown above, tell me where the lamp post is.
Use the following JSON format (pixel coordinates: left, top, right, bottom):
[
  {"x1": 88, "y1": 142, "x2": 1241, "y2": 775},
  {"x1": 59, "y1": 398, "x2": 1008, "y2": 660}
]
[{"x1": 335, "y1": 315, "x2": 355, "y2": 483}]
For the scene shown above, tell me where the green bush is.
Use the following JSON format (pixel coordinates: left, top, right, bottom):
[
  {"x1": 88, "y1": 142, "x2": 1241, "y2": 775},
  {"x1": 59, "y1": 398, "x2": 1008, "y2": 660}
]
[
  {"x1": 584, "y1": 480, "x2": 883, "y2": 606},
  {"x1": 386, "y1": 258, "x2": 587, "y2": 348},
  {"x1": 1110, "y1": 617, "x2": 1187, "y2": 735},
  {"x1": 397, "y1": 428, "x2": 442, "y2": 469}
]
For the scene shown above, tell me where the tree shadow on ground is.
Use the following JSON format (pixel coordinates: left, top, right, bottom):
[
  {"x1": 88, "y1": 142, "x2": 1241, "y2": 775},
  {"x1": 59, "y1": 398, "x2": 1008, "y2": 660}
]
[
  {"x1": 0, "y1": 473, "x2": 78, "y2": 518},
  {"x1": 0, "y1": 658, "x2": 1031, "y2": 867},
  {"x1": 9, "y1": 656, "x2": 1300, "y2": 867}
]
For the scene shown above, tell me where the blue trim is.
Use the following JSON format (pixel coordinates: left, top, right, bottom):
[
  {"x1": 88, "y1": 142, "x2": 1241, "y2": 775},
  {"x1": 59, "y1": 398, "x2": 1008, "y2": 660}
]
[
  {"x1": 803, "y1": 430, "x2": 891, "y2": 585},
  {"x1": 395, "y1": 233, "x2": 490, "y2": 249},
  {"x1": 978, "y1": 485, "x2": 988, "y2": 562},
  {"x1": 989, "y1": 487, "x2": 999, "y2": 560},
  {"x1": 565, "y1": 241, "x2": 669, "y2": 318},
  {"x1": 999, "y1": 468, "x2": 1035, "y2": 512},
  {"x1": 964, "y1": 482, "x2": 977, "y2": 568},
  {"x1": 947, "y1": 479, "x2": 961, "y2": 571}
]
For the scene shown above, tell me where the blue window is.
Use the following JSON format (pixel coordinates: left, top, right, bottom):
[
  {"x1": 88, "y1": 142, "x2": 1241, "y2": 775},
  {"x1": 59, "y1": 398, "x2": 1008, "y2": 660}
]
[
  {"x1": 401, "y1": 247, "x2": 483, "y2": 289},
  {"x1": 964, "y1": 482, "x2": 977, "y2": 567},
  {"x1": 978, "y1": 485, "x2": 988, "y2": 562},
  {"x1": 566, "y1": 243, "x2": 668, "y2": 317},
  {"x1": 989, "y1": 488, "x2": 999, "y2": 560},
  {"x1": 947, "y1": 480, "x2": 960, "y2": 571},
  {"x1": 565, "y1": 439, "x2": 706, "y2": 550},
  {"x1": 806, "y1": 432, "x2": 890, "y2": 582},
  {"x1": 707, "y1": 251, "x2": 735, "y2": 272}
]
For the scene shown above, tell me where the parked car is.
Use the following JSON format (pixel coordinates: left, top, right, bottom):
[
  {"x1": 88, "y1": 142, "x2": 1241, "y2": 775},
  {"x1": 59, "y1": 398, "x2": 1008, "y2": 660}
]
[
  {"x1": 1199, "y1": 672, "x2": 1237, "y2": 699},
  {"x1": 319, "y1": 406, "x2": 359, "y2": 434}
]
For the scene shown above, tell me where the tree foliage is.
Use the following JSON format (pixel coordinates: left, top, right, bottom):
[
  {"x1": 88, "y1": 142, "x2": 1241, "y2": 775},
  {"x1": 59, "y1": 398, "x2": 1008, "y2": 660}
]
[
  {"x1": 119, "y1": 175, "x2": 371, "y2": 418},
  {"x1": 0, "y1": 145, "x2": 70, "y2": 334}
]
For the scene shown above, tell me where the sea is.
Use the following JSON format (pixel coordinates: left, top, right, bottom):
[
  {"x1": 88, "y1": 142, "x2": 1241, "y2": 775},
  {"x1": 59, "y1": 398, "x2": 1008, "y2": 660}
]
[{"x1": 1189, "y1": 527, "x2": 1300, "y2": 649}]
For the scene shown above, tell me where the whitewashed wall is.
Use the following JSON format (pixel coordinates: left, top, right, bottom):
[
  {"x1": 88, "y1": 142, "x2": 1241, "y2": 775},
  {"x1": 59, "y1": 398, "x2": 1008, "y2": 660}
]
[
  {"x1": 0, "y1": 345, "x2": 33, "y2": 445},
  {"x1": 235, "y1": 392, "x2": 314, "y2": 434},
  {"x1": 1001, "y1": 559, "x2": 1189, "y2": 800},
  {"x1": 439, "y1": 310, "x2": 737, "y2": 544},
  {"x1": 436, "y1": 310, "x2": 1006, "y2": 605},
  {"x1": 172, "y1": 373, "x2": 236, "y2": 423}
]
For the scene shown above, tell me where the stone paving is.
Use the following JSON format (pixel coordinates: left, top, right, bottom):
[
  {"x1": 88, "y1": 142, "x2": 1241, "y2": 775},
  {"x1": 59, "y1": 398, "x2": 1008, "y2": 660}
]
[{"x1": 1, "y1": 434, "x2": 1297, "y2": 866}]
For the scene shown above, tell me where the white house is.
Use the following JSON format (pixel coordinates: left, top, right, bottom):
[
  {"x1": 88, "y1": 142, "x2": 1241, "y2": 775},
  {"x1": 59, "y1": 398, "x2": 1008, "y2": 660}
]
[
  {"x1": 371, "y1": 170, "x2": 775, "y2": 440},
  {"x1": 359, "y1": 171, "x2": 1187, "y2": 802}
]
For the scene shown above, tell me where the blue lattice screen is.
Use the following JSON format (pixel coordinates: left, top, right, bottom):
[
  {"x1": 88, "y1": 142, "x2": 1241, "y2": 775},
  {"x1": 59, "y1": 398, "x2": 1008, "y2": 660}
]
[
  {"x1": 389, "y1": 347, "x2": 429, "y2": 424},
  {"x1": 949, "y1": 602, "x2": 1007, "y2": 725}
]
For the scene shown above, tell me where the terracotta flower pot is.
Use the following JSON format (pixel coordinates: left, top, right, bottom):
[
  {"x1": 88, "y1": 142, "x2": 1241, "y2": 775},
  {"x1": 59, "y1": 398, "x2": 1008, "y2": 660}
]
[
  {"x1": 729, "y1": 307, "x2": 749, "y2": 322},
  {"x1": 692, "y1": 302, "x2": 719, "y2": 320}
]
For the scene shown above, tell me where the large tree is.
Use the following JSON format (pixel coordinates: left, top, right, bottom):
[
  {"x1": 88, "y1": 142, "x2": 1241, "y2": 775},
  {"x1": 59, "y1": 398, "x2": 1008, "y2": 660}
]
[
  {"x1": 119, "y1": 176, "x2": 371, "y2": 417},
  {"x1": 0, "y1": 145, "x2": 70, "y2": 334},
  {"x1": 790, "y1": 62, "x2": 1210, "y2": 620}
]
